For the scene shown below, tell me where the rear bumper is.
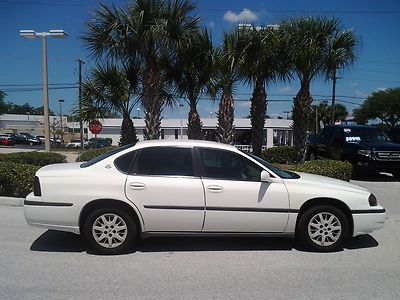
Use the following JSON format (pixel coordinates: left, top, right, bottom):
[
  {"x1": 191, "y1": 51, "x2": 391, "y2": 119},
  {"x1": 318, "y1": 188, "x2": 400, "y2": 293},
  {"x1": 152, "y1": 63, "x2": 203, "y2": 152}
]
[
  {"x1": 352, "y1": 207, "x2": 386, "y2": 236},
  {"x1": 24, "y1": 192, "x2": 81, "y2": 234}
]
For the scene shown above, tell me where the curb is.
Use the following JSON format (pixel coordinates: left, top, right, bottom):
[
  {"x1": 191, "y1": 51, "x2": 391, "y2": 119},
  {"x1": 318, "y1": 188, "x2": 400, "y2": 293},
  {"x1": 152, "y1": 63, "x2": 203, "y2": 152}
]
[{"x1": 0, "y1": 197, "x2": 24, "y2": 207}]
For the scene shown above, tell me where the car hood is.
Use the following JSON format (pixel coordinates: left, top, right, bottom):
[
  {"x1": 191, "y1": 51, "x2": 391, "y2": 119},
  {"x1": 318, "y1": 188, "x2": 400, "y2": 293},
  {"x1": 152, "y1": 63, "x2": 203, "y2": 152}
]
[
  {"x1": 37, "y1": 162, "x2": 83, "y2": 177},
  {"x1": 287, "y1": 172, "x2": 369, "y2": 195}
]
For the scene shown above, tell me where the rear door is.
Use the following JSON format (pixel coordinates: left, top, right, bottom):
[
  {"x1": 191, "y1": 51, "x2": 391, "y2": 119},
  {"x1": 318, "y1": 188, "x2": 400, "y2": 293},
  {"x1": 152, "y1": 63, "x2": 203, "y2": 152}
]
[{"x1": 125, "y1": 146, "x2": 205, "y2": 232}]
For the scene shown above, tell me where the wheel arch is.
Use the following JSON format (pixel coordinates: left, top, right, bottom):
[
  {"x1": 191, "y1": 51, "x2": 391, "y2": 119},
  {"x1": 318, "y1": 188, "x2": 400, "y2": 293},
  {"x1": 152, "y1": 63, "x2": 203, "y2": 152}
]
[
  {"x1": 79, "y1": 199, "x2": 144, "y2": 234},
  {"x1": 296, "y1": 197, "x2": 353, "y2": 236}
]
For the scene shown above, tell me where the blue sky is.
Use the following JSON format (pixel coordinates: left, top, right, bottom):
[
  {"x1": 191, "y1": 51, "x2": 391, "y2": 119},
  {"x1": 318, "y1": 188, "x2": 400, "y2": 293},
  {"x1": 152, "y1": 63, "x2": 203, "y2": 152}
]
[{"x1": 1, "y1": 0, "x2": 399, "y2": 120}]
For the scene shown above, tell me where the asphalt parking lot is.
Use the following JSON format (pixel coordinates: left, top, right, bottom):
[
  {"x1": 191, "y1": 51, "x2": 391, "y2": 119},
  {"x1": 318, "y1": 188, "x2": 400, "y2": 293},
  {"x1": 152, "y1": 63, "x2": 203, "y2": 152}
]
[{"x1": 0, "y1": 178, "x2": 399, "y2": 299}]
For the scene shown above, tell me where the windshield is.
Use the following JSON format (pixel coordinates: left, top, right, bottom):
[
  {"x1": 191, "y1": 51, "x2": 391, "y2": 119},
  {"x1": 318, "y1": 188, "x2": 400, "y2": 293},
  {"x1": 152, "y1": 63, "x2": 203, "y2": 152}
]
[
  {"x1": 80, "y1": 144, "x2": 133, "y2": 168},
  {"x1": 246, "y1": 153, "x2": 300, "y2": 179},
  {"x1": 342, "y1": 127, "x2": 390, "y2": 143}
]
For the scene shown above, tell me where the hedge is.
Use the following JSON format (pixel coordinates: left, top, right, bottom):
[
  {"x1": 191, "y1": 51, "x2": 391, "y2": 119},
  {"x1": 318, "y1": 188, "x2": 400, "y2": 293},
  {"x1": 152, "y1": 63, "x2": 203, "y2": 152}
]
[
  {"x1": 262, "y1": 146, "x2": 295, "y2": 164},
  {"x1": 290, "y1": 160, "x2": 353, "y2": 182},
  {"x1": 0, "y1": 162, "x2": 40, "y2": 197},
  {"x1": 76, "y1": 147, "x2": 113, "y2": 162},
  {"x1": 0, "y1": 152, "x2": 66, "y2": 166}
]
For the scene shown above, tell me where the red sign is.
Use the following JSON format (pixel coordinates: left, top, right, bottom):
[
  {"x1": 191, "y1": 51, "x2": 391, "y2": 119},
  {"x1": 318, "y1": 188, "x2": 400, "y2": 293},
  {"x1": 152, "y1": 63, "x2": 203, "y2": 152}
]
[{"x1": 89, "y1": 120, "x2": 103, "y2": 134}]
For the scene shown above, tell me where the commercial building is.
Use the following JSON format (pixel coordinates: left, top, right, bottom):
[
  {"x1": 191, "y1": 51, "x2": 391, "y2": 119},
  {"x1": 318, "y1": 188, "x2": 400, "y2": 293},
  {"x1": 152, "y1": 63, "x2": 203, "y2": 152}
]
[{"x1": 0, "y1": 114, "x2": 293, "y2": 149}]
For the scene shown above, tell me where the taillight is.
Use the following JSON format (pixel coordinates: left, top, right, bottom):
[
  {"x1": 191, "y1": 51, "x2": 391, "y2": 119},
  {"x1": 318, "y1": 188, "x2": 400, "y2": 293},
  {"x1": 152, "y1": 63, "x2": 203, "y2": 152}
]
[
  {"x1": 368, "y1": 194, "x2": 377, "y2": 206},
  {"x1": 34, "y1": 176, "x2": 41, "y2": 196}
]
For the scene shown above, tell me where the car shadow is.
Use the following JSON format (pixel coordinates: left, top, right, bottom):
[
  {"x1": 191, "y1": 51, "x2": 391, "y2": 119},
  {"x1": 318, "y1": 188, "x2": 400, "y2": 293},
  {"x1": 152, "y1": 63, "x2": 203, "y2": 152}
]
[
  {"x1": 30, "y1": 230, "x2": 379, "y2": 254},
  {"x1": 351, "y1": 172, "x2": 399, "y2": 182}
]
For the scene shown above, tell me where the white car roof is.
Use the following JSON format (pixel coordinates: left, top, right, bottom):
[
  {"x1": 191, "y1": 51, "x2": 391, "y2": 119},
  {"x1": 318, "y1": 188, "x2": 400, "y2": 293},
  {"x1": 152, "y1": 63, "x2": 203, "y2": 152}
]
[{"x1": 133, "y1": 140, "x2": 239, "y2": 152}]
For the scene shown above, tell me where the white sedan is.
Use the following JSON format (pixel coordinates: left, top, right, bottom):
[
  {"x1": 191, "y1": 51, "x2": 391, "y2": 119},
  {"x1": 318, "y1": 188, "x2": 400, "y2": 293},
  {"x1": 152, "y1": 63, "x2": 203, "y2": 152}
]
[{"x1": 24, "y1": 140, "x2": 385, "y2": 254}]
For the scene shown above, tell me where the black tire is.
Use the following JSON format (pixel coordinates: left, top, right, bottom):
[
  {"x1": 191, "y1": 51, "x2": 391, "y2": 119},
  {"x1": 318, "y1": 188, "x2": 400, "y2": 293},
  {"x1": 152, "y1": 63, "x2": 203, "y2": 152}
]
[
  {"x1": 297, "y1": 205, "x2": 349, "y2": 252},
  {"x1": 83, "y1": 208, "x2": 137, "y2": 254},
  {"x1": 392, "y1": 170, "x2": 400, "y2": 179}
]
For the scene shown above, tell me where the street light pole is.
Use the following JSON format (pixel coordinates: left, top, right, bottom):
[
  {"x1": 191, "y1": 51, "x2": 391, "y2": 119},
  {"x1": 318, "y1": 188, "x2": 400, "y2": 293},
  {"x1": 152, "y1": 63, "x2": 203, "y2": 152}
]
[
  {"x1": 179, "y1": 103, "x2": 184, "y2": 139},
  {"x1": 20, "y1": 29, "x2": 67, "y2": 152},
  {"x1": 59, "y1": 99, "x2": 64, "y2": 141}
]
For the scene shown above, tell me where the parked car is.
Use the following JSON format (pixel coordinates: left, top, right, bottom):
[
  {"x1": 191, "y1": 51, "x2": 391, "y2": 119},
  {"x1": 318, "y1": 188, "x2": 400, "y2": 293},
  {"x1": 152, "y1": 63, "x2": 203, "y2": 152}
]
[
  {"x1": 24, "y1": 140, "x2": 385, "y2": 254},
  {"x1": 307, "y1": 125, "x2": 400, "y2": 178},
  {"x1": 89, "y1": 138, "x2": 111, "y2": 148},
  {"x1": 0, "y1": 134, "x2": 15, "y2": 146},
  {"x1": 388, "y1": 127, "x2": 400, "y2": 144},
  {"x1": 12, "y1": 133, "x2": 41, "y2": 146},
  {"x1": 65, "y1": 139, "x2": 90, "y2": 149}
]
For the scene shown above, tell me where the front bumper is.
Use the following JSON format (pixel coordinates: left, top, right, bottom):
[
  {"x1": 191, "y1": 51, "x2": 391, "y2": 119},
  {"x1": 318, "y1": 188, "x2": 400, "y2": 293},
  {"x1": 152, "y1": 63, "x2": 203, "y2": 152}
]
[{"x1": 352, "y1": 206, "x2": 386, "y2": 236}]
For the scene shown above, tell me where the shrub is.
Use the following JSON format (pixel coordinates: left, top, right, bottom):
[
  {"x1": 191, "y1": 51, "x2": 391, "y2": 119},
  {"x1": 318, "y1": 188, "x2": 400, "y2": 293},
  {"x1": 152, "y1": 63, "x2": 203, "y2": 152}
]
[
  {"x1": 0, "y1": 162, "x2": 40, "y2": 197},
  {"x1": 0, "y1": 152, "x2": 66, "y2": 166},
  {"x1": 291, "y1": 160, "x2": 353, "y2": 181},
  {"x1": 261, "y1": 146, "x2": 295, "y2": 164},
  {"x1": 76, "y1": 147, "x2": 113, "y2": 162}
]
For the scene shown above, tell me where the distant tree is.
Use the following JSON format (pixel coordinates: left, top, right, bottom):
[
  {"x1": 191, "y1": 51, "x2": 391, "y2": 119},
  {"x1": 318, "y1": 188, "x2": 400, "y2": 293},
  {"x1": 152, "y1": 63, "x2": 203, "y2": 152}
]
[
  {"x1": 215, "y1": 31, "x2": 246, "y2": 144},
  {"x1": 31, "y1": 106, "x2": 56, "y2": 116},
  {"x1": 0, "y1": 90, "x2": 6, "y2": 115},
  {"x1": 353, "y1": 88, "x2": 400, "y2": 129},
  {"x1": 239, "y1": 26, "x2": 288, "y2": 156},
  {"x1": 81, "y1": 63, "x2": 139, "y2": 146},
  {"x1": 174, "y1": 28, "x2": 215, "y2": 140},
  {"x1": 310, "y1": 103, "x2": 348, "y2": 132}
]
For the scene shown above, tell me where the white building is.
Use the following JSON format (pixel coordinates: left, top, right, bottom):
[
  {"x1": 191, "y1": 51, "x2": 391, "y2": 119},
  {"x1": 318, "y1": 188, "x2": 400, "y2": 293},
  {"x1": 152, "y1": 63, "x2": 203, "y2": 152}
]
[{"x1": 0, "y1": 114, "x2": 293, "y2": 148}]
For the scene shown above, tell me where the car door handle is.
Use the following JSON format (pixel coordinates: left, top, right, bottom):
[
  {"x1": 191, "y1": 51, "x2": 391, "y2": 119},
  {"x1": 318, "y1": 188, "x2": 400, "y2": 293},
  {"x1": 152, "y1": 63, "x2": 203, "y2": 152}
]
[
  {"x1": 207, "y1": 185, "x2": 223, "y2": 192},
  {"x1": 129, "y1": 182, "x2": 146, "y2": 190}
]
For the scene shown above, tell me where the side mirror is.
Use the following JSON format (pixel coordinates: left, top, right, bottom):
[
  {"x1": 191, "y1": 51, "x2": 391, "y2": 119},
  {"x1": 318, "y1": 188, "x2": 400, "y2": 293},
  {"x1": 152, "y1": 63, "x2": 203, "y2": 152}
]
[{"x1": 260, "y1": 170, "x2": 271, "y2": 182}]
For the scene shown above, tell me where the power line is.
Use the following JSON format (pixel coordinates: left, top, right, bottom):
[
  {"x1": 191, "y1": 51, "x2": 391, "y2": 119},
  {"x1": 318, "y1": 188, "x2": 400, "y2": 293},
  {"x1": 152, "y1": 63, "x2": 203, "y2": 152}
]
[{"x1": 0, "y1": 83, "x2": 76, "y2": 87}]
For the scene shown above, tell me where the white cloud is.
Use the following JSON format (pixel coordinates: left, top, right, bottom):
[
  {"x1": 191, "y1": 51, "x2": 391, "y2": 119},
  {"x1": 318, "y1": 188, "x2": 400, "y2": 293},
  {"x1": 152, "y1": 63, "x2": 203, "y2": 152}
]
[
  {"x1": 223, "y1": 9, "x2": 258, "y2": 23},
  {"x1": 375, "y1": 87, "x2": 386, "y2": 92},
  {"x1": 277, "y1": 86, "x2": 292, "y2": 93},
  {"x1": 355, "y1": 89, "x2": 368, "y2": 97},
  {"x1": 350, "y1": 82, "x2": 358, "y2": 88}
]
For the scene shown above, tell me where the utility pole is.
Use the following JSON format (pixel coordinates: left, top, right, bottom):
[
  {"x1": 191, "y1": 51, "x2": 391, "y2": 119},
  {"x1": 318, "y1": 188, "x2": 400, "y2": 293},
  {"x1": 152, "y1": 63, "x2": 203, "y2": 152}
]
[
  {"x1": 78, "y1": 59, "x2": 85, "y2": 150},
  {"x1": 330, "y1": 69, "x2": 341, "y2": 125}
]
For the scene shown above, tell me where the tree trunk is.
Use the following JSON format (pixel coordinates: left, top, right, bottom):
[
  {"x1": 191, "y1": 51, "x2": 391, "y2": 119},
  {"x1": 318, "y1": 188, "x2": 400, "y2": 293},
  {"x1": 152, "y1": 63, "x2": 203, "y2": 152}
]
[
  {"x1": 330, "y1": 70, "x2": 337, "y2": 125},
  {"x1": 293, "y1": 83, "x2": 313, "y2": 162},
  {"x1": 119, "y1": 112, "x2": 138, "y2": 146},
  {"x1": 142, "y1": 65, "x2": 163, "y2": 140},
  {"x1": 187, "y1": 104, "x2": 203, "y2": 139},
  {"x1": 216, "y1": 84, "x2": 235, "y2": 144},
  {"x1": 250, "y1": 78, "x2": 266, "y2": 156}
]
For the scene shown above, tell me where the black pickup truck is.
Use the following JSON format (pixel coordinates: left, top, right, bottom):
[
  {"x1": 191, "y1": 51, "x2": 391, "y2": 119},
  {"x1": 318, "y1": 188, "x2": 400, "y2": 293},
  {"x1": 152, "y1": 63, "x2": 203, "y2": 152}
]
[{"x1": 307, "y1": 125, "x2": 400, "y2": 178}]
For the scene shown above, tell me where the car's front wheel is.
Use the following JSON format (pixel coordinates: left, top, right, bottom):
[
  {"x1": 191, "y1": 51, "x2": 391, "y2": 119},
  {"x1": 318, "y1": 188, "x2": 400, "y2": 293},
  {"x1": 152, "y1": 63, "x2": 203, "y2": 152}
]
[
  {"x1": 297, "y1": 205, "x2": 349, "y2": 252},
  {"x1": 84, "y1": 208, "x2": 137, "y2": 254}
]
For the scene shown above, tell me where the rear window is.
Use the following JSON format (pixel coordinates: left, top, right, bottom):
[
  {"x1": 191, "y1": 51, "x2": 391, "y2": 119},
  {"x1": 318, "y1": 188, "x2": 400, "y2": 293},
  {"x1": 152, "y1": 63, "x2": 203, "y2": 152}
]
[{"x1": 80, "y1": 144, "x2": 133, "y2": 168}]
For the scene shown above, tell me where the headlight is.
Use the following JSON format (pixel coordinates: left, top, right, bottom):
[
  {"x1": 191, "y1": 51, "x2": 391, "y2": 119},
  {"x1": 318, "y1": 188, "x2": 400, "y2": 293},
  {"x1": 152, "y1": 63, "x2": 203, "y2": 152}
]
[
  {"x1": 368, "y1": 194, "x2": 378, "y2": 206},
  {"x1": 358, "y1": 149, "x2": 372, "y2": 157}
]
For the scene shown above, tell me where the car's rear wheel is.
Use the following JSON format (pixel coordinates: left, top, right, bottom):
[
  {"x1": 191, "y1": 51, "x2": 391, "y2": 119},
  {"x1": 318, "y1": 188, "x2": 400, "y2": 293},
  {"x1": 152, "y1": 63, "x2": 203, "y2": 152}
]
[
  {"x1": 297, "y1": 205, "x2": 349, "y2": 252},
  {"x1": 84, "y1": 208, "x2": 137, "y2": 254}
]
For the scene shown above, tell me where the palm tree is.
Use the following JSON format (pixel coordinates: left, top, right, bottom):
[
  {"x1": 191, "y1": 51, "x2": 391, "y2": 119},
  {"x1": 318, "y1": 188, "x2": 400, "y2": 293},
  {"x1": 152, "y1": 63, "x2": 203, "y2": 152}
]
[
  {"x1": 215, "y1": 31, "x2": 245, "y2": 144},
  {"x1": 174, "y1": 28, "x2": 215, "y2": 139},
  {"x1": 325, "y1": 28, "x2": 357, "y2": 124},
  {"x1": 83, "y1": 0, "x2": 200, "y2": 140},
  {"x1": 280, "y1": 17, "x2": 346, "y2": 162},
  {"x1": 81, "y1": 63, "x2": 139, "y2": 146},
  {"x1": 311, "y1": 103, "x2": 348, "y2": 132},
  {"x1": 239, "y1": 26, "x2": 287, "y2": 156}
]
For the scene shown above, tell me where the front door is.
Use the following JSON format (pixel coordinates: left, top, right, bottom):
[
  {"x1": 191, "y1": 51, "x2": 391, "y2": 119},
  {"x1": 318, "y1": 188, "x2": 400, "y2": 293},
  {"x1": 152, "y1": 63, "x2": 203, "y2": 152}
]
[
  {"x1": 125, "y1": 146, "x2": 205, "y2": 232},
  {"x1": 197, "y1": 148, "x2": 289, "y2": 232}
]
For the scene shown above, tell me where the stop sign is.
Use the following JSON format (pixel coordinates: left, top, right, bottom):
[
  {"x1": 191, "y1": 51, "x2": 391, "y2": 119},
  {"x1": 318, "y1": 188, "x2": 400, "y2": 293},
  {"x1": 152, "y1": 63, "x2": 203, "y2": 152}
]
[{"x1": 89, "y1": 120, "x2": 103, "y2": 134}]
